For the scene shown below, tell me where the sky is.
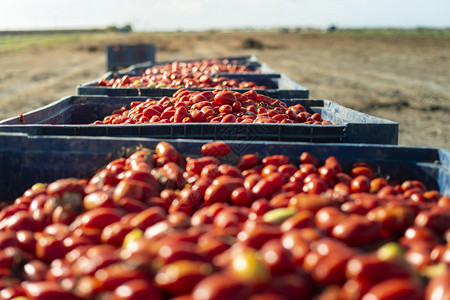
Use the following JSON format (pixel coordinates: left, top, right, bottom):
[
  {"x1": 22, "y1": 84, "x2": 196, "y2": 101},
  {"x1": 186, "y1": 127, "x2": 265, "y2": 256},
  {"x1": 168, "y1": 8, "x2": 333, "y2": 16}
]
[{"x1": 0, "y1": 0, "x2": 449, "y2": 32}]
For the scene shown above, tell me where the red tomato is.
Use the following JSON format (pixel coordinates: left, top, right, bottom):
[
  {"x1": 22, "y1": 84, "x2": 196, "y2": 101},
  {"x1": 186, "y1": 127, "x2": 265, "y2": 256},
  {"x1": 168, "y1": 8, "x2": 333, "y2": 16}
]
[
  {"x1": 201, "y1": 142, "x2": 231, "y2": 157},
  {"x1": 214, "y1": 91, "x2": 236, "y2": 105}
]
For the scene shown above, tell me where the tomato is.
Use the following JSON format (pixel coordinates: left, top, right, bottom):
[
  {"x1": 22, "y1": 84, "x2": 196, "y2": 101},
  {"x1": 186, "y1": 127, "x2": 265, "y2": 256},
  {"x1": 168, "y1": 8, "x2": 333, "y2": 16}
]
[
  {"x1": 158, "y1": 162, "x2": 186, "y2": 189},
  {"x1": 214, "y1": 91, "x2": 236, "y2": 105},
  {"x1": 112, "y1": 279, "x2": 162, "y2": 300},
  {"x1": 299, "y1": 152, "x2": 320, "y2": 167},
  {"x1": 201, "y1": 141, "x2": 231, "y2": 157},
  {"x1": 238, "y1": 222, "x2": 282, "y2": 249},
  {"x1": 204, "y1": 176, "x2": 244, "y2": 204},
  {"x1": 73, "y1": 207, "x2": 124, "y2": 229},
  {"x1": 264, "y1": 273, "x2": 312, "y2": 299},
  {"x1": 315, "y1": 206, "x2": 347, "y2": 235},
  {"x1": 289, "y1": 193, "x2": 333, "y2": 213},
  {"x1": 415, "y1": 206, "x2": 450, "y2": 232},
  {"x1": 261, "y1": 165, "x2": 278, "y2": 178},
  {"x1": 35, "y1": 235, "x2": 66, "y2": 263},
  {"x1": 332, "y1": 215, "x2": 382, "y2": 246},
  {"x1": 22, "y1": 281, "x2": 80, "y2": 300},
  {"x1": 231, "y1": 187, "x2": 254, "y2": 207},
  {"x1": 310, "y1": 242, "x2": 355, "y2": 284},
  {"x1": 117, "y1": 197, "x2": 148, "y2": 214},
  {"x1": 23, "y1": 260, "x2": 48, "y2": 281},
  {"x1": 186, "y1": 156, "x2": 220, "y2": 175},
  {"x1": 350, "y1": 175, "x2": 372, "y2": 193},
  {"x1": 237, "y1": 154, "x2": 260, "y2": 170},
  {"x1": 5, "y1": 210, "x2": 37, "y2": 231},
  {"x1": 200, "y1": 164, "x2": 221, "y2": 179},
  {"x1": 157, "y1": 241, "x2": 207, "y2": 265},
  {"x1": 192, "y1": 272, "x2": 252, "y2": 300},
  {"x1": 260, "y1": 239, "x2": 295, "y2": 275},
  {"x1": 93, "y1": 262, "x2": 150, "y2": 292},
  {"x1": 262, "y1": 155, "x2": 289, "y2": 167},
  {"x1": 129, "y1": 206, "x2": 166, "y2": 230},
  {"x1": 298, "y1": 163, "x2": 318, "y2": 177},
  {"x1": 143, "y1": 107, "x2": 161, "y2": 119},
  {"x1": 113, "y1": 179, "x2": 157, "y2": 203},
  {"x1": 425, "y1": 269, "x2": 450, "y2": 300},
  {"x1": 221, "y1": 114, "x2": 237, "y2": 123},
  {"x1": 370, "y1": 177, "x2": 389, "y2": 193},
  {"x1": 302, "y1": 177, "x2": 329, "y2": 195},
  {"x1": 362, "y1": 278, "x2": 424, "y2": 300},
  {"x1": 174, "y1": 106, "x2": 188, "y2": 123},
  {"x1": 252, "y1": 172, "x2": 285, "y2": 199},
  {"x1": 83, "y1": 191, "x2": 115, "y2": 210},
  {"x1": 46, "y1": 178, "x2": 86, "y2": 199},
  {"x1": 156, "y1": 141, "x2": 180, "y2": 163},
  {"x1": 279, "y1": 210, "x2": 314, "y2": 232},
  {"x1": 219, "y1": 105, "x2": 232, "y2": 114},
  {"x1": 190, "y1": 109, "x2": 205, "y2": 122}
]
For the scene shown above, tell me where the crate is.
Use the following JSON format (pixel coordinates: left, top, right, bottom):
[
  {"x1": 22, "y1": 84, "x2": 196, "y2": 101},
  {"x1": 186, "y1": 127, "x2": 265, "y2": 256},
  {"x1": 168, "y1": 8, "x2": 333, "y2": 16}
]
[
  {"x1": 106, "y1": 44, "x2": 156, "y2": 71},
  {"x1": 0, "y1": 95, "x2": 398, "y2": 144},
  {"x1": 125, "y1": 59, "x2": 276, "y2": 75},
  {"x1": 77, "y1": 73, "x2": 309, "y2": 99},
  {"x1": 126, "y1": 55, "x2": 260, "y2": 70},
  {"x1": 0, "y1": 133, "x2": 448, "y2": 201}
]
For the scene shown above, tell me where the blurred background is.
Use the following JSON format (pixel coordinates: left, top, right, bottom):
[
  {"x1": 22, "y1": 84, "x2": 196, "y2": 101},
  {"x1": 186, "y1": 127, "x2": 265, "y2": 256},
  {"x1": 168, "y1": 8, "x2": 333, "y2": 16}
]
[{"x1": 1, "y1": 0, "x2": 449, "y2": 31}]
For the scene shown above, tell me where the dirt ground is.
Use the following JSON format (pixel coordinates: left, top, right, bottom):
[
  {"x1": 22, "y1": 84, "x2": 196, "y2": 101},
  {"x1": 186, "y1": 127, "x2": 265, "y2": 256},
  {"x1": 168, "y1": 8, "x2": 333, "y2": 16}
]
[{"x1": 0, "y1": 30, "x2": 448, "y2": 149}]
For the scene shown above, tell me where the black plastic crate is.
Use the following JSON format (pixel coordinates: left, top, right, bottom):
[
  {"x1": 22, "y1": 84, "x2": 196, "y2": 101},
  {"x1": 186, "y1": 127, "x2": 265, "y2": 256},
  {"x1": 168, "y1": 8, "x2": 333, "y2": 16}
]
[
  {"x1": 0, "y1": 133, "x2": 448, "y2": 201},
  {"x1": 127, "y1": 55, "x2": 260, "y2": 70},
  {"x1": 77, "y1": 73, "x2": 309, "y2": 99},
  {"x1": 106, "y1": 44, "x2": 156, "y2": 71},
  {"x1": 125, "y1": 59, "x2": 276, "y2": 75},
  {"x1": 0, "y1": 95, "x2": 398, "y2": 144},
  {"x1": 127, "y1": 54, "x2": 259, "y2": 65}
]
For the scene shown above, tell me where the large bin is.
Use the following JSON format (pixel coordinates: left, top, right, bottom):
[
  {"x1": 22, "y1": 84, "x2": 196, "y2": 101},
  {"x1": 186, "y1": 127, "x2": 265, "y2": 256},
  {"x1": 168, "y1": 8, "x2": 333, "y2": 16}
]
[
  {"x1": 77, "y1": 73, "x2": 309, "y2": 99},
  {"x1": 0, "y1": 95, "x2": 398, "y2": 144},
  {"x1": 123, "y1": 55, "x2": 260, "y2": 71},
  {"x1": 0, "y1": 133, "x2": 447, "y2": 201},
  {"x1": 106, "y1": 44, "x2": 156, "y2": 71},
  {"x1": 125, "y1": 59, "x2": 276, "y2": 75}
]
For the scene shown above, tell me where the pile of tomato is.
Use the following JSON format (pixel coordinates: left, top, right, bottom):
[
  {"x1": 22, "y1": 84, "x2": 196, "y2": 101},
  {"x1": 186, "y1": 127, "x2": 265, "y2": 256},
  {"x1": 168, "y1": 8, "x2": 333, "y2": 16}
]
[
  {"x1": 141, "y1": 59, "x2": 261, "y2": 75},
  {"x1": 0, "y1": 141, "x2": 448, "y2": 299},
  {"x1": 97, "y1": 59, "x2": 264, "y2": 89},
  {"x1": 93, "y1": 89, "x2": 332, "y2": 125}
]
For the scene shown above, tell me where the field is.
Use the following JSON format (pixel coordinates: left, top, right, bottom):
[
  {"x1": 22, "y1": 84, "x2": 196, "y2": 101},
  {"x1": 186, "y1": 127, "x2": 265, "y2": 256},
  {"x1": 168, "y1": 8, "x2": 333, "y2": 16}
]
[{"x1": 0, "y1": 29, "x2": 448, "y2": 148}]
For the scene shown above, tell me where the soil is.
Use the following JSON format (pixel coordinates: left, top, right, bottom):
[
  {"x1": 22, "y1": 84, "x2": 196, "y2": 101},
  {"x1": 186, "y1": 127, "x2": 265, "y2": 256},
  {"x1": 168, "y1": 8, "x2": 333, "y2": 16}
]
[{"x1": 0, "y1": 30, "x2": 448, "y2": 148}]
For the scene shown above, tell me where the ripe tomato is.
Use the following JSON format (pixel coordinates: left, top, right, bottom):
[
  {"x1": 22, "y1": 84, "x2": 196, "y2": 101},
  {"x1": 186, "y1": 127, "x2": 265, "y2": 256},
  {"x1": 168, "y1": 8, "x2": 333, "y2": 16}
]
[{"x1": 201, "y1": 141, "x2": 231, "y2": 157}]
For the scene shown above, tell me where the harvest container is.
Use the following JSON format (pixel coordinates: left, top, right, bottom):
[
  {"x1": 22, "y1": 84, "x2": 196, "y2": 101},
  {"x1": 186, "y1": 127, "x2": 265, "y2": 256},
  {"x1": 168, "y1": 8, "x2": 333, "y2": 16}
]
[
  {"x1": 77, "y1": 73, "x2": 309, "y2": 99},
  {"x1": 0, "y1": 95, "x2": 398, "y2": 144},
  {"x1": 123, "y1": 54, "x2": 261, "y2": 71},
  {"x1": 0, "y1": 133, "x2": 448, "y2": 201},
  {"x1": 106, "y1": 44, "x2": 156, "y2": 71},
  {"x1": 125, "y1": 59, "x2": 276, "y2": 75}
]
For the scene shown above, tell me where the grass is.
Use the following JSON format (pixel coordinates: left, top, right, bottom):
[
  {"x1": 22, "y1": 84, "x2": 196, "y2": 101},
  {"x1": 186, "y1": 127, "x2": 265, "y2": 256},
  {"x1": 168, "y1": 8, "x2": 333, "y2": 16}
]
[
  {"x1": 0, "y1": 32, "x2": 117, "y2": 53},
  {"x1": 1, "y1": 27, "x2": 448, "y2": 54},
  {"x1": 327, "y1": 27, "x2": 450, "y2": 39}
]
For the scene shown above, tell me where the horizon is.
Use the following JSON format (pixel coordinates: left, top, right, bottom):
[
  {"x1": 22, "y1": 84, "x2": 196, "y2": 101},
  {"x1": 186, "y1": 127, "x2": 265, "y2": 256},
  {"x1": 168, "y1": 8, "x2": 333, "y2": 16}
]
[{"x1": 0, "y1": 25, "x2": 449, "y2": 34}]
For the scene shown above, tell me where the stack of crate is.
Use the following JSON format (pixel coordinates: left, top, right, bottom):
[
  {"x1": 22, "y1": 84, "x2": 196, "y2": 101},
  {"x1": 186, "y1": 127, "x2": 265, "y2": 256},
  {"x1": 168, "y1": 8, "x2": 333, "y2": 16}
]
[
  {"x1": 0, "y1": 54, "x2": 398, "y2": 144},
  {"x1": 0, "y1": 45, "x2": 448, "y2": 299},
  {"x1": 0, "y1": 48, "x2": 447, "y2": 197}
]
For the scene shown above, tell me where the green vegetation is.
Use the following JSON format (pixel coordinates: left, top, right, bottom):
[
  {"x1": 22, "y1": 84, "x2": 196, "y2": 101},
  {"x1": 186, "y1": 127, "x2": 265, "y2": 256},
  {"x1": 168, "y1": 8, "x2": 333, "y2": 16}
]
[
  {"x1": 0, "y1": 24, "x2": 134, "y2": 54},
  {"x1": 326, "y1": 27, "x2": 450, "y2": 39},
  {"x1": 105, "y1": 24, "x2": 133, "y2": 32},
  {"x1": 0, "y1": 32, "x2": 113, "y2": 53},
  {"x1": 0, "y1": 27, "x2": 448, "y2": 54}
]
